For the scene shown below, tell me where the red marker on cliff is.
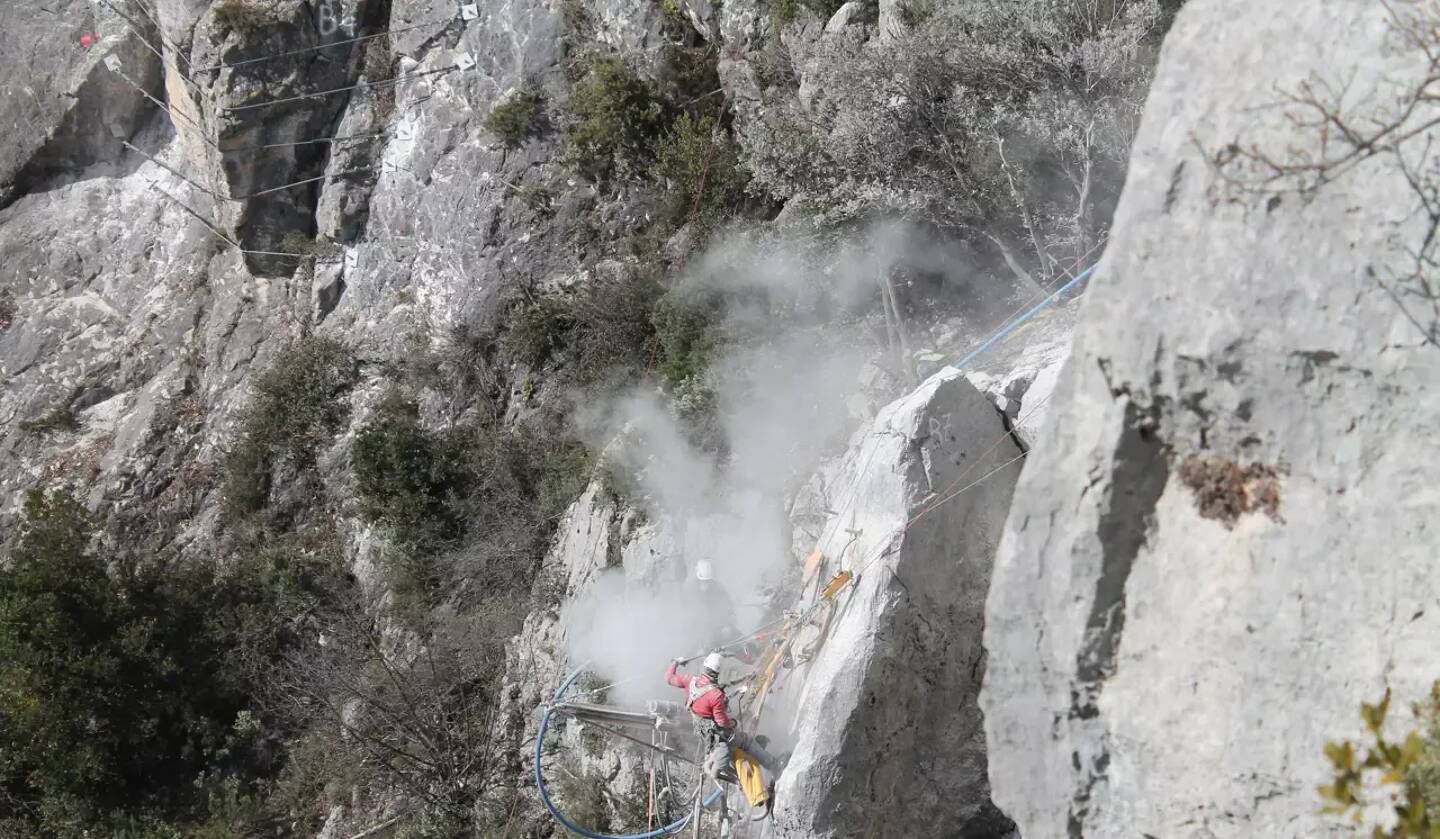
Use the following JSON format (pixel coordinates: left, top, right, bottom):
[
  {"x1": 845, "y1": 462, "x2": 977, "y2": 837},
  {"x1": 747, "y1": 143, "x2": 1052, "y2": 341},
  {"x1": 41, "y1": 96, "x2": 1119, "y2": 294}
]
[{"x1": 80, "y1": 33, "x2": 97, "y2": 49}]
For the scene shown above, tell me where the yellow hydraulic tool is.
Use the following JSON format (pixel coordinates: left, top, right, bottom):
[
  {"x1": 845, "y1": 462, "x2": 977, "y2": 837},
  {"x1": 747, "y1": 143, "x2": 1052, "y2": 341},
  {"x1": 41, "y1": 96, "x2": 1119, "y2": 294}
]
[
  {"x1": 820, "y1": 569, "x2": 852, "y2": 599},
  {"x1": 747, "y1": 570, "x2": 856, "y2": 727},
  {"x1": 749, "y1": 613, "x2": 796, "y2": 708},
  {"x1": 732, "y1": 749, "x2": 769, "y2": 808}
]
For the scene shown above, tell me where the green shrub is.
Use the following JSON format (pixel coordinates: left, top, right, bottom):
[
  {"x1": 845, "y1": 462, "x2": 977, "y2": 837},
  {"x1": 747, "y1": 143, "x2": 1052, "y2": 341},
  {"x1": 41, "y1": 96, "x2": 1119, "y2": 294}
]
[
  {"x1": 352, "y1": 391, "x2": 473, "y2": 551},
  {"x1": 652, "y1": 289, "x2": 719, "y2": 390},
  {"x1": 518, "y1": 182, "x2": 554, "y2": 212},
  {"x1": 224, "y1": 336, "x2": 357, "y2": 515},
  {"x1": 379, "y1": 328, "x2": 445, "y2": 392},
  {"x1": 505, "y1": 294, "x2": 577, "y2": 367},
  {"x1": 562, "y1": 0, "x2": 593, "y2": 37},
  {"x1": 656, "y1": 113, "x2": 750, "y2": 229},
  {"x1": 655, "y1": 43, "x2": 721, "y2": 114},
  {"x1": 278, "y1": 231, "x2": 338, "y2": 258},
  {"x1": 504, "y1": 270, "x2": 662, "y2": 382},
  {"x1": 351, "y1": 391, "x2": 596, "y2": 613},
  {"x1": 213, "y1": 0, "x2": 276, "y2": 35},
  {"x1": 486, "y1": 88, "x2": 545, "y2": 148},
  {"x1": 658, "y1": 0, "x2": 688, "y2": 33},
  {"x1": 535, "y1": 439, "x2": 596, "y2": 521},
  {"x1": 562, "y1": 54, "x2": 672, "y2": 180},
  {"x1": 0, "y1": 488, "x2": 315, "y2": 834},
  {"x1": 571, "y1": 269, "x2": 664, "y2": 380},
  {"x1": 772, "y1": 0, "x2": 842, "y2": 27},
  {"x1": 1413, "y1": 685, "x2": 1440, "y2": 822},
  {"x1": 1320, "y1": 683, "x2": 1440, "y2": 836},
  {"x1": 896, "y1": 0, "x2": 936, "y2": 27}
]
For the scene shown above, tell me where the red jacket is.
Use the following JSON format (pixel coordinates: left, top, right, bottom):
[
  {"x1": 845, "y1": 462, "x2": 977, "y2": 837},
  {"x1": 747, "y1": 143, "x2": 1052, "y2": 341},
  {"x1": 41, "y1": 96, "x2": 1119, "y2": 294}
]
[{"x1": 665, "y1": 661, "x2": 733, "y2": 728}]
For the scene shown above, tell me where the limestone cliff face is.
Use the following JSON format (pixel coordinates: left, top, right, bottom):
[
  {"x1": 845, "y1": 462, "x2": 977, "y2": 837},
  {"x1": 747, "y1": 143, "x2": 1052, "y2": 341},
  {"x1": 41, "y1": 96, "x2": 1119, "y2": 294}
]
[
  {"x1": 0, "y1": 0, "x2": 161, "y2": 205},
  {"x1": 981, "y1": 1, "x2": 1440, "y2": 836},
  {"x1": 0, "y1": 0, "x2": 616, "y2": 553}
]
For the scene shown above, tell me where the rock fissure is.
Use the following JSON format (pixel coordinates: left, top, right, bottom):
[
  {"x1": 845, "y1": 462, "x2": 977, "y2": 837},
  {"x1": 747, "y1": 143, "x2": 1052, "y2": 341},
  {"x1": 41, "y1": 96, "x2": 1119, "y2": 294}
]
[{"x1": 1065, "y1": 399, "x2": 1170, "y2": 836}]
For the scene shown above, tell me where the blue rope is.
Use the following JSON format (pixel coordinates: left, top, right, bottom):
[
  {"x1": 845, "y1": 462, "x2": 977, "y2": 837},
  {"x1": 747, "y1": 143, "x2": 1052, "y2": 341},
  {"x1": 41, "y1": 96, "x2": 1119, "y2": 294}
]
[
  {"x1": 535, "y1": 665, "x2": 723, "y2": 838},
  {"x1": 951, "y1": 264, "x2": 1096, "y2": 371}
]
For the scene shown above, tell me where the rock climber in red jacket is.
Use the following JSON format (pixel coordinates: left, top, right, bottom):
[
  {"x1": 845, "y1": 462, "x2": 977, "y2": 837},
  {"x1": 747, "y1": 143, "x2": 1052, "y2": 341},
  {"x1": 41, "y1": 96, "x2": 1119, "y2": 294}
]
[{"x1": 666, "y1": 652, "x2": 780, "y2": 773}]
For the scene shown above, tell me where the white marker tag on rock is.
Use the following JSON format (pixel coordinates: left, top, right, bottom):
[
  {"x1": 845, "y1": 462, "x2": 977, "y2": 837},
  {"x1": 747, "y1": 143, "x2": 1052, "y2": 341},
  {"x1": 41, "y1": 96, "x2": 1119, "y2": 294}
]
[
  {"x1": 344, "y1": 248, "x2": 358, "y2": 273},
  {"x1": 460, "y1": 3, "x2": 479, "y2": 20},
  {"x1": 455, "y1": 52, "x2": 476, "y2": 71},
  {"x1": 395, "y1": 123, "x2": 415, "y2": 141},
  {"x1": 104, "y1": 54, "x2": 122, "y2": 73}
]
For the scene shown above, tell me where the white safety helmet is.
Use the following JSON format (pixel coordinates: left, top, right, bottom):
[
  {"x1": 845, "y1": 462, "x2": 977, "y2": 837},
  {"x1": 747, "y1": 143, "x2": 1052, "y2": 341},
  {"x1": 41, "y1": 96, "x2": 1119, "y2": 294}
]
[
  {"x1": 695, "y1": 559, "x2": 715, "y2": 582},
  {"x1": 703, "y1": 652, "x2": 723, "y2": 676}
]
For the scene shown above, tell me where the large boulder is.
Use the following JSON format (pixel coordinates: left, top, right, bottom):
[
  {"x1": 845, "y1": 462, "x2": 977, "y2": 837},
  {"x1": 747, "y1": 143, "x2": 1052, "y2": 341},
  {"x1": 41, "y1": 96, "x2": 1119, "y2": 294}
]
[
  {"x1": 981, "y1": 0, "x2": 1440, "y2": 836},
  {"x1": 772, "y1": 369, "x2": 1019, "y2": 838}
]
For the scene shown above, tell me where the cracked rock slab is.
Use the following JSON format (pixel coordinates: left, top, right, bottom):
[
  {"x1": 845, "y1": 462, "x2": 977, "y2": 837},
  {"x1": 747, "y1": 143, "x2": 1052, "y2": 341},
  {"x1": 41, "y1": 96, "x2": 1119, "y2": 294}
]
[{"x1": 772, "y1": 368, "x2": 1020, "y2": 838}]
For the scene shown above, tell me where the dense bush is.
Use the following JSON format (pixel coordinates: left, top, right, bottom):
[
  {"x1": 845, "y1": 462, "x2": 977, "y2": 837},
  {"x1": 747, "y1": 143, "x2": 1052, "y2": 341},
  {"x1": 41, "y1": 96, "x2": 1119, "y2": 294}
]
[
  {"x1": 656, "y1": 114, "x2": 750, "y2": 229},
  {"x1": 651, "y1": 288, "x2": 720, "y2": 391},
  {"x1": 278, "y1": 232, "x2": 339, "y2": 258},
  {"x1": 745, "y1": 0, "x2": 1163, "y2": 286},
  {"x1": 506, "y1": 294, "x2": 577, "y2": 368},
  {"x1": 352, "y1": 391, "x2": 595, "y2": 613},
  {"x1": 224, "y1": 336, "x2": 357, "y2": 514},
  {"x1": 0, "y1": 489, "x2": 318, "y2": 835},
  {"x1": 1416, "y1": 686, "x2": 1440, "y2": 822},
  {"x1": 353, "y1": 390, "x2": 473, "y2": 550},
  {"x1": 561, "y1": 55, "x2": 672, "y2": 180},
  {"x1": 504, "y1": 269, "x2": 664, "y2": 382},
  {"x1": 486, "y1": 88, "x2": 545, "y2": 148}
]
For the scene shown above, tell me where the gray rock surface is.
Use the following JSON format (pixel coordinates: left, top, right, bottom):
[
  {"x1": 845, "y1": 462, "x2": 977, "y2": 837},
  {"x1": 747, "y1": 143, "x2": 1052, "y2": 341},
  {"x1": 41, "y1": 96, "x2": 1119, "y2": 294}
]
[
  {"x1": 771, "y1": 369, "x2": 1019, "y2": 838},
  {"x1": 0, "y1": 122, "x2": 281, "y2": 555},
  {"x1": 0, "y1": 0, "x2": 161, "y2": 203},
  {"x1": 962, "y1": 308, "x2": 1075, "y2": 450},
  {"x1": 981, "y1": 1, "x2": 1440, "y2": 836}
]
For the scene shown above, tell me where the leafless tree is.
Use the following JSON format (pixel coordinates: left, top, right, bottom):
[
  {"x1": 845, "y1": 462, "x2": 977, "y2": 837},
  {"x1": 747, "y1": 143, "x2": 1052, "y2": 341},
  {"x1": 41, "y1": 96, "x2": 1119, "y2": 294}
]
[
  {"x1": 1214, "y1": 0, "x2": 1440, "y2": 348},
  {"x1": 270, "y1": 591, "x2": 517, "y2": 824},
  {"x1": 743, "y1": 0, "x2": 1162, "y2": 290}
]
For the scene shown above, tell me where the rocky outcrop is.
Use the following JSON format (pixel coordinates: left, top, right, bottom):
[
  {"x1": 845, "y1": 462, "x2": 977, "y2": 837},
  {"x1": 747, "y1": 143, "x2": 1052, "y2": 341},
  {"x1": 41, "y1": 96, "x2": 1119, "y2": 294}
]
[
  {"x1": 0, "y1": 0, "x2": 161, "y2": 205},
  {"x1": 981, "y1": 1, "x2": 1440, "y2": 836},
  {"x1": 772, "y1": 369, "x2": 1020, "y2": 838},
  {"x1": 178, "y1": 0, "x2": 390, "y2": 271}
]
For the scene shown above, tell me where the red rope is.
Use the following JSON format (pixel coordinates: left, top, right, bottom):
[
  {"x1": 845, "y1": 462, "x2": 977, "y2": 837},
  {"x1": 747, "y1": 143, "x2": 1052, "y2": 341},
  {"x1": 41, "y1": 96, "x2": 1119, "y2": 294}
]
[
  {"x1": 843, "y1": 391, "x2": 1054, "y2": 582},
  {"x1": 646, "y1": 729, "x2": 658, "y2": 831}
]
